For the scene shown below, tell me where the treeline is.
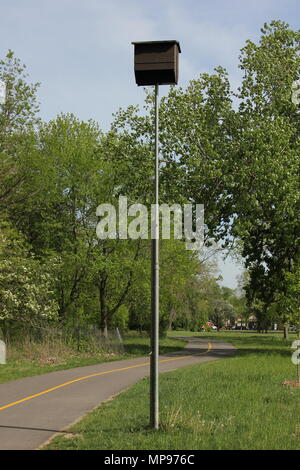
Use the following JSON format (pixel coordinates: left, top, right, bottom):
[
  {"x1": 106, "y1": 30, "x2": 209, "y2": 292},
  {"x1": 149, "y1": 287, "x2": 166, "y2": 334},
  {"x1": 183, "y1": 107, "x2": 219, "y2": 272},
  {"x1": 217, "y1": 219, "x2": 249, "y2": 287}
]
[
  {"x1": 0, "y1": 53, "x2": 233, "y2": 339},
  {"x1": 0, "y1": 20, "x2": 299, "y2": 338}
]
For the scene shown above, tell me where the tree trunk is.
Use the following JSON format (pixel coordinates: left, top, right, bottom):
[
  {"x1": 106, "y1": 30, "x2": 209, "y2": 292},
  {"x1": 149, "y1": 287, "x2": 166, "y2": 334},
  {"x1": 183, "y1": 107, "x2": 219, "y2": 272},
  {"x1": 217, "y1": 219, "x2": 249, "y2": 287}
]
[
  {"x1": 100, "y1": 318, "x2": 108, "y2": 338},
  {"x1": 99, "y1": 277, "x2": 108, "y2": 338},
  {"x1": 168, "y1": 308, "x2": 176, "y2": 331}
]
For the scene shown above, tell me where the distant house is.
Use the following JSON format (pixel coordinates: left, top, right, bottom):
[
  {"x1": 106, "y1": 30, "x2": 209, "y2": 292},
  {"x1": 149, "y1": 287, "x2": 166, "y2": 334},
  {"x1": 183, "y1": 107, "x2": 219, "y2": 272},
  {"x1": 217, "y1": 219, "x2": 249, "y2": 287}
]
[
  {"x1": 247, "y1": 315, "x2": 257, "y2": 329},
  {"x1": 234, "y1": 315, "x2": 257, "y2": 329}
]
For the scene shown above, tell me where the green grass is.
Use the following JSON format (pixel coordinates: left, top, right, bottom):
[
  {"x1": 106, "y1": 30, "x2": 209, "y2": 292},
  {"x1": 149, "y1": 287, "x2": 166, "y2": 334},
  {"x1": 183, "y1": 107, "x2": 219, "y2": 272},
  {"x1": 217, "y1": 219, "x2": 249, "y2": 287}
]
[
  {"x1": 45, "y1": 331, "x2": 300, "y2": 450},
  {"x1": 0, "y1": 332, "x2": 186, "y2": 384}
]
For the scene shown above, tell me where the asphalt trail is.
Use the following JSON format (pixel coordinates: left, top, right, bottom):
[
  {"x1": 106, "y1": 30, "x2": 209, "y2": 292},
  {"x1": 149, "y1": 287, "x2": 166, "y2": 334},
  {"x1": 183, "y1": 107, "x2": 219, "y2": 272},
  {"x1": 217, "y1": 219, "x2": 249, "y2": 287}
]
[{"x1": 0, "y1": 337, "x2": 235, "y2": 450}]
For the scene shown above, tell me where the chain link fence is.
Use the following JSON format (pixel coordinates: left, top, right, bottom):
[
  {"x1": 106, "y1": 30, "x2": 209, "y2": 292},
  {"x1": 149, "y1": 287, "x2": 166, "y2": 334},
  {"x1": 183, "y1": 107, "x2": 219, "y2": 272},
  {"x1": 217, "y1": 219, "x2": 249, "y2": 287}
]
[{"x1": 0, "y1": 322, "x2": 125, "y2": 362}]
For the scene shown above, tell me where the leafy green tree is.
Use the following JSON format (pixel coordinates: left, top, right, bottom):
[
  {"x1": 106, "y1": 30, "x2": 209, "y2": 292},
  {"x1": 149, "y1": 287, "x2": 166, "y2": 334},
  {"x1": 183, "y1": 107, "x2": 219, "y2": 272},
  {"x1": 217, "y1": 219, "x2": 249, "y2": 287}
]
[
  {"x1": 12, "y1": 115, "x2": 101, "y2": 317},
  {"x1": 112, "y1": 69, "x2": 235, "y2": 243},
  {"x1": 0, "y1": 51, "x2": 40, "y2": 213},
  {"x1": 0, "y1": 218, "x2": 59, "y2": 338},
  {"x1": 231, "y1": 21, "x2": 300, "y2": 318},
  {"x1": 271, "y1": 265, "x2": 300, "y2": 332}
]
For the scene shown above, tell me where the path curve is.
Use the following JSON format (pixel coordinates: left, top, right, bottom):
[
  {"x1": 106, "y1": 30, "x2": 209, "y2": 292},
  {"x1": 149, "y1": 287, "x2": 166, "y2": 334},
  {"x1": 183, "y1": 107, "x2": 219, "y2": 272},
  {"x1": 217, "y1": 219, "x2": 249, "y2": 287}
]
[{"x1": 0, "y1": 337, "x2": 235, "y2": 450}]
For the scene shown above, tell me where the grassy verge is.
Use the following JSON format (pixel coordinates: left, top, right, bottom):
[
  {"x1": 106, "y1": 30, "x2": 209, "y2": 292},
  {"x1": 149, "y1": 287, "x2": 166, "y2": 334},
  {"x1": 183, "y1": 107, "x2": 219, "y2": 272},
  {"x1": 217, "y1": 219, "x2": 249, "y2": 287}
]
[
  {"x1": 0, "y1": 332, "x2": 186, "y2": 384},
  {"x1": 45, "y1": 332, "x2": 300, "y2": 450}
]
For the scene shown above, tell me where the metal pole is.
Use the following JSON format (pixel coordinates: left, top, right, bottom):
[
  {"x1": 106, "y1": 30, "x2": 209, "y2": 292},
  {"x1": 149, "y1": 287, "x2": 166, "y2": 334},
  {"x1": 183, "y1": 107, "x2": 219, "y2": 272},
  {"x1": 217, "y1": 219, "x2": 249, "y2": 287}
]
[{"x1": 150, "y1": 84, "x2": 159, "y2": 429}]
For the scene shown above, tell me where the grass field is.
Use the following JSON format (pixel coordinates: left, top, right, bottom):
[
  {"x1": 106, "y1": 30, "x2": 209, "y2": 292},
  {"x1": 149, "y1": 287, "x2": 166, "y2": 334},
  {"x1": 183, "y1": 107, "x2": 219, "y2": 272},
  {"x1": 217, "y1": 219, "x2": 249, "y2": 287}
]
[
  {"x1": 0, "y1": 332, "x2": 186, "y2": 384},
  {"x1": 44, "y1": 331, "x2": 300, "y2": 450}
]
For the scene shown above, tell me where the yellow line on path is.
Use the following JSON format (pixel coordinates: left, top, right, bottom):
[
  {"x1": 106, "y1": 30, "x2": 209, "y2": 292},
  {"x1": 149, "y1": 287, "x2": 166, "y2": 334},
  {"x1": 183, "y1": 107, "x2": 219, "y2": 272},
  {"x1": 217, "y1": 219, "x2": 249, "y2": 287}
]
[{"x1": 0, "y1": 341, "x2": 212, "y2": 412}]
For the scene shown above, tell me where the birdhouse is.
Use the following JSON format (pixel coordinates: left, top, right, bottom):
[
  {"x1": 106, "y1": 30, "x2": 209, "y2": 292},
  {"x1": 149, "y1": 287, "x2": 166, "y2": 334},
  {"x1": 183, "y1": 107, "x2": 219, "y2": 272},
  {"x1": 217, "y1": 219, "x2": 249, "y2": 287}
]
[{"x1": 132, "y1": 40, "x2": 181, "y2": 86}]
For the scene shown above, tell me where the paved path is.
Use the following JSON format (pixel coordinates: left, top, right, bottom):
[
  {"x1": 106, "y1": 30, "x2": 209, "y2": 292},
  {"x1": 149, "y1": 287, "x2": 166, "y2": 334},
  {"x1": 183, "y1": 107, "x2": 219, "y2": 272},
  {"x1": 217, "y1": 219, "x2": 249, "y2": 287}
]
[{"x1": 0, "y1": 337, "x2": 235, "y2": 450}]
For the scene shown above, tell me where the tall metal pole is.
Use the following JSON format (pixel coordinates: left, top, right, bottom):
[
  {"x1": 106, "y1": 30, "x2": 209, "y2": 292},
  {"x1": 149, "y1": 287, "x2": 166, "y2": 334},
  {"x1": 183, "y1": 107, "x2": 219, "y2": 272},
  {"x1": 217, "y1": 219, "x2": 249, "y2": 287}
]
[{"x1": 150, "y1": 84, "x2": 159, "y2": 429}]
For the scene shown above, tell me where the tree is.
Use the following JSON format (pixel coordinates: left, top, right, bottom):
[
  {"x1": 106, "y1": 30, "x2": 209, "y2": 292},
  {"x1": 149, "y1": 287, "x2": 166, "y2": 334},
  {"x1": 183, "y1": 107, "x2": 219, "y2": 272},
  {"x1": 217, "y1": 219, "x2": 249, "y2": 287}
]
[
  {"x1": 207, "y1": 285, "x2": 236, "y2": 330},
  {"x1": 0, "y1": 50, "x2": 40, "y2": 213},
  {"x1": 272, "y1": 265, "x2": 300, "y2": 333},
  {"x1": 8, "y1": 114, "x2": 105, "y2": 320},
  {"x1": 112, "y1": 69, "x2": 235, "y2": 243},
  {"x1": 0, "y1": 218, "x2": 59, "y2": 339},
  {"x1": 231, "y1": 21, "x2": 300, "y2": 318}
]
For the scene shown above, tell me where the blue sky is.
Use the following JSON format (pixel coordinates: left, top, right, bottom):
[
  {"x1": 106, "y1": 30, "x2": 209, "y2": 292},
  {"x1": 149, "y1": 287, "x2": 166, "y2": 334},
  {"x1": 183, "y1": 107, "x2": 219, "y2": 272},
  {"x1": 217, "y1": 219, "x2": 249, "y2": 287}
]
[{"x1": 1, "y1": 0, "x2": 299, "y2": 288}]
